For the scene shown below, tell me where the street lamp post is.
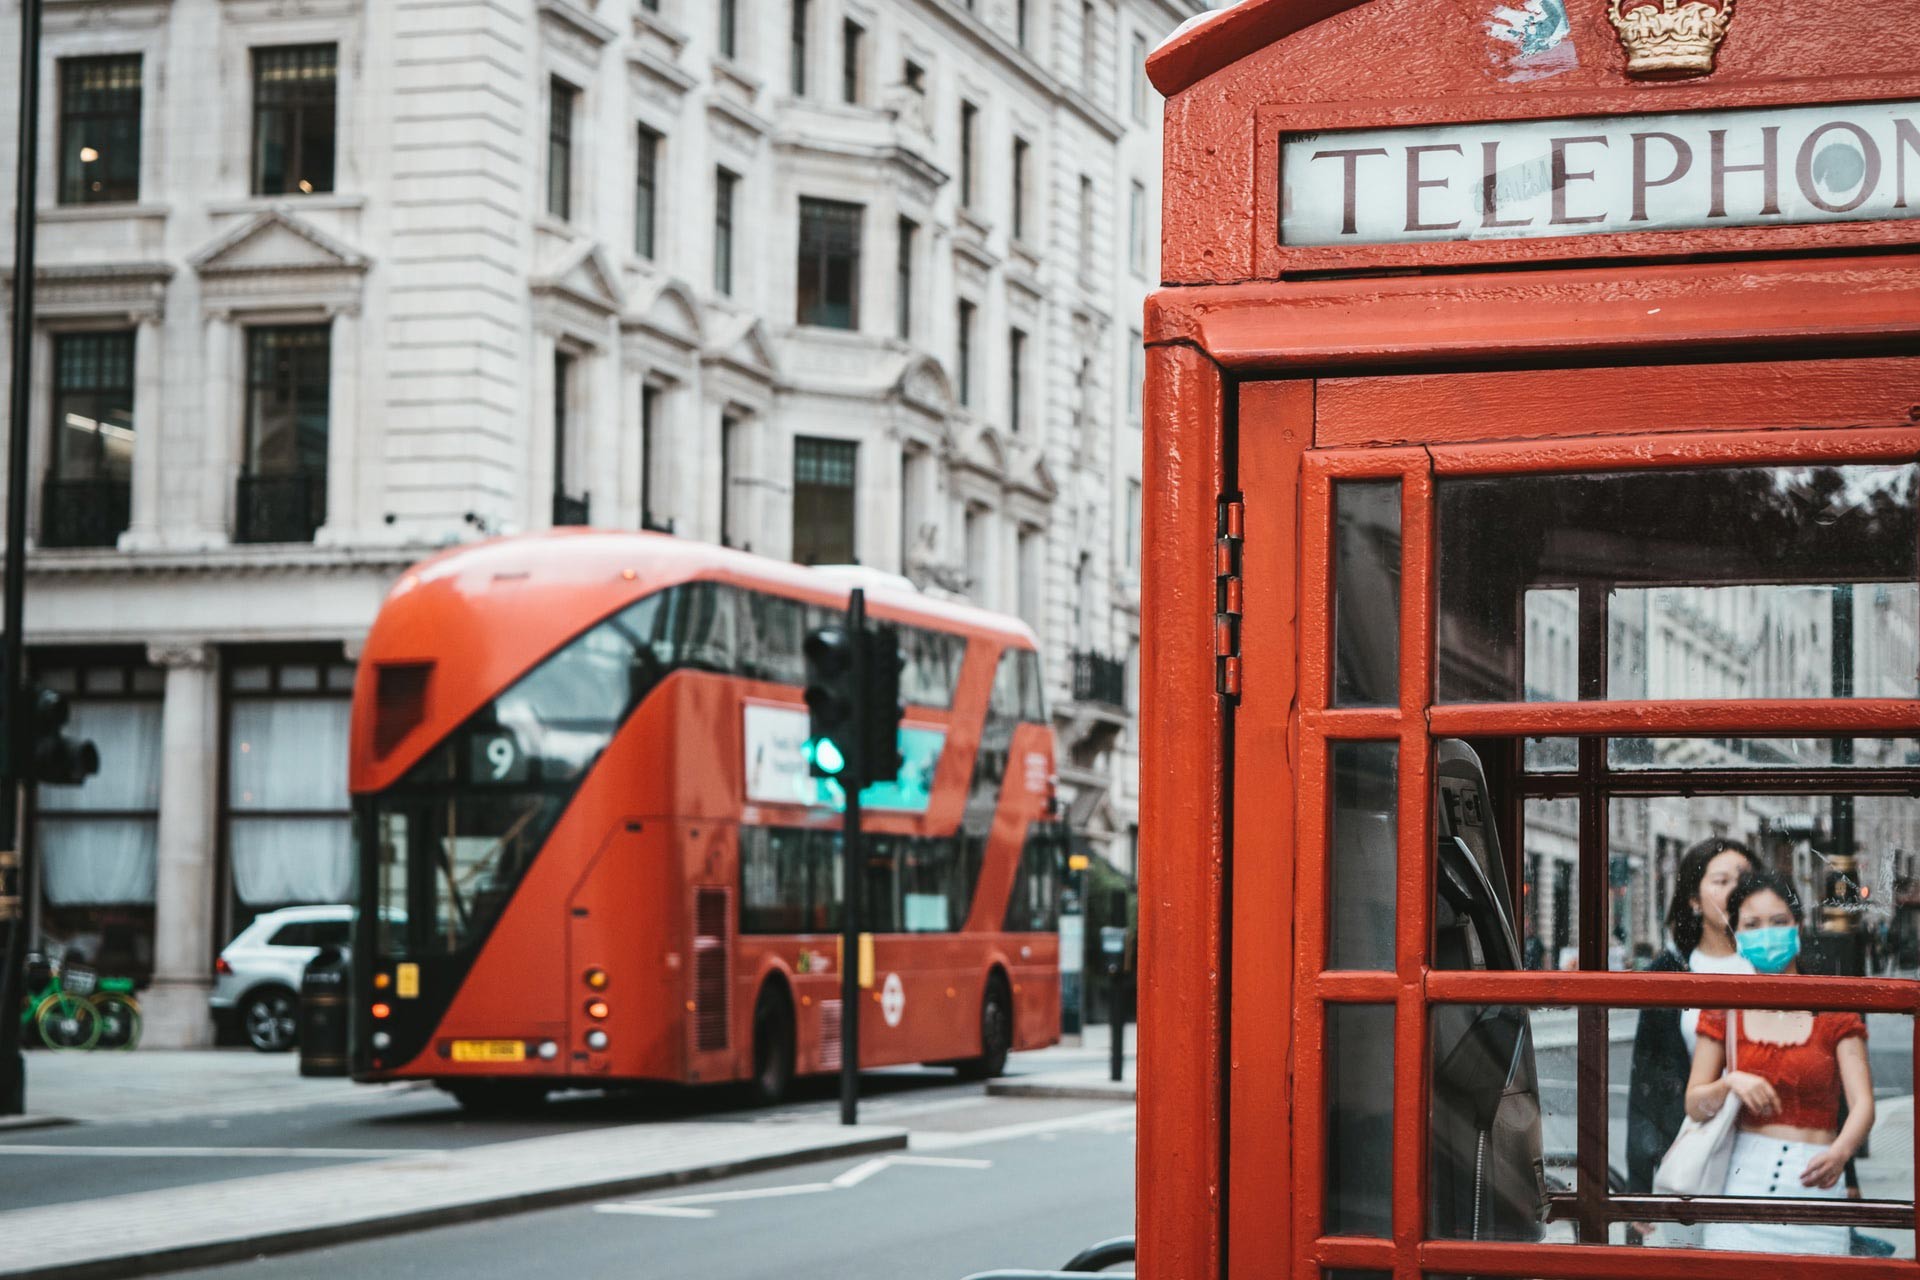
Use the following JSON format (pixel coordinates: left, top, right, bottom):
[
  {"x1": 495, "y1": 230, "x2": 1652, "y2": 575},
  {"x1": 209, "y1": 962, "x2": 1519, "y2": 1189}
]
[{"x1": 0, "y1": 0, "x2": 44, "y2": 1116}]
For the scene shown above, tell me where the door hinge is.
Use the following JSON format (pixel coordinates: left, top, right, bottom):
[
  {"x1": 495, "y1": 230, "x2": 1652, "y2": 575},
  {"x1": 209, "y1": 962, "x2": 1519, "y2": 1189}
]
[{"x1": 1215, "y1": 496, "x2": 1244, "y2": 700}]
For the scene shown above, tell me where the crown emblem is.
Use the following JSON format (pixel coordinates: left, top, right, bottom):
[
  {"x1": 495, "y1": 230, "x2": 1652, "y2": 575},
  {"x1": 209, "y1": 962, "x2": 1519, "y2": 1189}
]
[{"x1": 1606, "y1": 0, "x2": 1735, "y2": 78}]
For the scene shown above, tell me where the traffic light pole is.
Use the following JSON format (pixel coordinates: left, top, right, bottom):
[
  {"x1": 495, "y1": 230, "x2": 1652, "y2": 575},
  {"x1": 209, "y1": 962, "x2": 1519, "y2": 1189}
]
[
  {"x1": 0, "y1": 0, "x2": 44, "y2": 1117},
  {"x1": 838, "y1": 588, "x2": 864, "y2": 1127}
]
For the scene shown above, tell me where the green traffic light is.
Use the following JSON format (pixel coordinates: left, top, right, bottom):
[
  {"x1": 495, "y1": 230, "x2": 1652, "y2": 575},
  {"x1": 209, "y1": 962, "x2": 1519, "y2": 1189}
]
[{"x1": 808, "y1": 736, "x2": 846, "y2": 777}]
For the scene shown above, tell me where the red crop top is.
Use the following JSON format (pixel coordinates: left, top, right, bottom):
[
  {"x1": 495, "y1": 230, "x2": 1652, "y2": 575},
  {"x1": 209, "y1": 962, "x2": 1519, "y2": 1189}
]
[{"x1": 1698, "y1": 1009, "x2": 1867, "y2": 1133}]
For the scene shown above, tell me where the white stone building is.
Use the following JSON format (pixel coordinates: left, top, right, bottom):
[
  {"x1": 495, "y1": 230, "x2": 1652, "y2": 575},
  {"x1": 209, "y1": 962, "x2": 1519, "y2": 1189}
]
[{"x1": 0, "y1": 0, "x2": 1198, "y2": 1045}]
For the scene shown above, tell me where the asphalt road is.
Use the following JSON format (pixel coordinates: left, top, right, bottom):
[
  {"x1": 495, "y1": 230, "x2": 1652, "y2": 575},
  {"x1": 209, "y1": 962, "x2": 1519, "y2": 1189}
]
[
  {"x1": 162, "y1": 1103, "x2": 1135, "y2": 1280},
  {"x1": 0, "y1": 1063, "x2": 1072, "y2": 1213}
]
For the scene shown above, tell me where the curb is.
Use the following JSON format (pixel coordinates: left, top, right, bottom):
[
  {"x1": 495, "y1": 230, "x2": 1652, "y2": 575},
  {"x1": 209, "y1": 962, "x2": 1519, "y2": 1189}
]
[
  {"x1": 0, "y1": 1128, "x2": 909, "y2": 1280},
  {"x1": 987, "y1": 1079, "x2": 1136, "y2": 1102},
  {"x1": 0, "y1": 1115, "x2": 76, "y2": 1134}
]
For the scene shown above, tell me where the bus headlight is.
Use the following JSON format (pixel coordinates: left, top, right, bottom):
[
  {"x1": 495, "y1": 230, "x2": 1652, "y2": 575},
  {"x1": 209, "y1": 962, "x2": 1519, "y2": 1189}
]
[
  {"x1": 371, "y1": 1031, "x2": 392, "y2": 1050},
  {"x1": 586, "y1": 1029, "x2": 609, "y2": 1051},
  {"x1": 537, "y1": 1040, "x2": 558, "y2": 1060}
]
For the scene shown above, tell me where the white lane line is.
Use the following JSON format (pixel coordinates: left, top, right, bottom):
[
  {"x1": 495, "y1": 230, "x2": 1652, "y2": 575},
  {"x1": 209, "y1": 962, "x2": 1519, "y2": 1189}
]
[
  {"x1": 826, "y1": 1154, "x2": 991, "y2": 1189},
  {"x1": 597, "y1": 1153, "x2": 994, "y2": 1217},
  {"x1": 595, "y1": 1204, "x2": 718, "y2": 1219},
  {"x1": 0, "y1": 1144, "x2": 436, "y2": 1159},
  {"x1": 828, "y1": 1158, "x2": 894, "y2": 1190},
  {"x1": 908, "y1": 1105, "x2": 1135, "y2": 1152},
  {"x1": 597, "y1": 1182, "x2": 835, "y2": 1212}
]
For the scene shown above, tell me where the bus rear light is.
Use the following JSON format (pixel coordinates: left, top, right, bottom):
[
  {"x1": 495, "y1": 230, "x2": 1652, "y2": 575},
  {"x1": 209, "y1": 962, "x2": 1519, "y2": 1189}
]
[
  {"x1": 536, "y1": 1040, "x2": 558, "y2": 1060},
  {"x1": 373, "y1": 972, "x2": 391, "y2": 990},
  {"x1": 584, "y1": 968, "x2": 608, "y2": 990},
  {"x1": 586, "y1": 1029, "x2": 609, "y2": 1051},
  {"x1": 371, "y1": 1003, "x2": 391, "y2": 1019},
  {"x1": 371, "y1": 1031, "x2": 392, "y2": 1051},
  {"x1": 585, "y1": 999, "x2": 609, "y2": 1020}
]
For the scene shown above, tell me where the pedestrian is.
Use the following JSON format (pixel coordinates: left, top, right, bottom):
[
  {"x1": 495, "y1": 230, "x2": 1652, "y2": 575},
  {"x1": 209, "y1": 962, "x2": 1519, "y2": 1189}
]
[
  {"x1": 1625, "y1": 836, "x2": 1757, "y2": 1221},
  {"x1": 1688, "y1": 869, "x2": 1875, "y2": 1255}
]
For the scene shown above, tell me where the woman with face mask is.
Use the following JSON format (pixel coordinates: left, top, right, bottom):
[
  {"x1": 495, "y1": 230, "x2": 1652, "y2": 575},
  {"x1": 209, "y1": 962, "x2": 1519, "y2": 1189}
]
[
  {"x1": 1686, "y1": 869, "x2": 1875, "y2": 1255},
  {"x1": 1624, "y1": 838, "x2": 1756, "y2": 1242}
]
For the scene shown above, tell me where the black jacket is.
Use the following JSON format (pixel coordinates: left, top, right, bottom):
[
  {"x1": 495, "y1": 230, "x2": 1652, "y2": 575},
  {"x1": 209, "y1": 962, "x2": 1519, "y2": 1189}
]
[{"x1": 1625, "y1": 948, "x2": 1690, "y2": 1193}]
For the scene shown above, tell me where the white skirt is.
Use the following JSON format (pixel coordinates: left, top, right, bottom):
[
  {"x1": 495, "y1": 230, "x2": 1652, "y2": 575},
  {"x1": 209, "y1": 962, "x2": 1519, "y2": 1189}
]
[{"x1": 1701, "y1": 1131, "x2": 1849, "y2": 1256}]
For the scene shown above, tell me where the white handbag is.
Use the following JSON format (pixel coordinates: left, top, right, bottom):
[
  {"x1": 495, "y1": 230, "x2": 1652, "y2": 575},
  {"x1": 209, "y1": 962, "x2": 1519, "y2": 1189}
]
[{"x1": 1653, "y1": 1009, "x2": 1741, "y2": 1196}]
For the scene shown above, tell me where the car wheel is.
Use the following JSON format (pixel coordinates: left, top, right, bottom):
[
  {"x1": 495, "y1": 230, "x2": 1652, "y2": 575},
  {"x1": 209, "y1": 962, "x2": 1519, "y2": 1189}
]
[{"x1": 242, "y1": 988, "x2": 299, "y2": 1053}]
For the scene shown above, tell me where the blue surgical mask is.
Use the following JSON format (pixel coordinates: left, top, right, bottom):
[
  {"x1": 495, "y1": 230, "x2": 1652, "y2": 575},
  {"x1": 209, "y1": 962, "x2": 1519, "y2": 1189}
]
[{"x1": 1737, "y1": 925, "x2": 1801, "y2": 974}]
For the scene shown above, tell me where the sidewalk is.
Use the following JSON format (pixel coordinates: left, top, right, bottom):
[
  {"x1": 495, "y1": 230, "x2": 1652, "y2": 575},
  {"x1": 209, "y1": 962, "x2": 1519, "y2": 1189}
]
[
  {"x1": 0, "y1": 1119, "x2": 906, "y2": 1280},
  {"x1": 987, "y1": 1023, "x2": 1136, "y2": 1101}
]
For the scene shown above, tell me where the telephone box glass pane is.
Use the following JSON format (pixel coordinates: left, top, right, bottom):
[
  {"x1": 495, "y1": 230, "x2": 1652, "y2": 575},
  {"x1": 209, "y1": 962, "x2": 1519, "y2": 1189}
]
[
  {"x1": 1334, "y1": 480, "x2": 1402, "y2": 707},
  {"x1": 1330, "y1": 742, "x2": 1398, "y2": 971},
  {"x1": 1326, "y1": 1003, "x2": 1395, "y2": 1237},
  {"x1": 1610, "y1": 736, "x2": 1920, "y2": 770},
  {"x1": 1436, "y1": 463, "x2": 1917, "y2": 704},
  {"x1": 1606, "y1": 793, "x2": 1919, "y2": 975},
  {"x1": 1521, "y1": 798, "x2": 1579, "y2": 973}
]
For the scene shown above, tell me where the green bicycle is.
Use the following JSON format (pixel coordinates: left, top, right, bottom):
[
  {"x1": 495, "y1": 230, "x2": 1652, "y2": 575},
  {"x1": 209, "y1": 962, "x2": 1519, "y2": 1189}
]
[{"x1": 17, "y1": 955, "x2": 142, "y2": 1051}]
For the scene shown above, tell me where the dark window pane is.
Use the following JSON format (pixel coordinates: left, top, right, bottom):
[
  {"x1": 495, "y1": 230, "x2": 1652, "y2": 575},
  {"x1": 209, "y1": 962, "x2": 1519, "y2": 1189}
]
[
  {"x1": 901, "y1": 627, "x2": 964, "y2": 709},
  {"x1": 790, "y1": 0, "x2": 809, "y2": 96},
  {"x1": 895, "y1": 218, "x2": 916, "y2": 339},
  {"x1": 797, "y1": 198, "x2": 862, "y2": 330},
  {"x1": 1003, "y1": 822, "x2": 1065, "y2": 931},
  {"x1": 957, "y1": 301, "x2": 975, "y2": 406},
  {"x1": 1326, "y1": 1003, "x2": 1394, "y2": 1237},
  {"x1": 239, "y1": 325, "x2": 330, "y2": 543},
  {"x1": 59, "y1": 56, "x2": 142, "y2": 205},
  {"x1": 1437, "y1": 464, "x2": 1918, "y2": 704},
  {"x1": 547, "y1": 78, "x2": 575, "y2": 220},
  {"x1": 715, "y1": 169, "x2": 737, "y2": 295},
  {"x1": 635, "y1": 127, "x2": 659, "y2": 258},
  {"x1": 793, "y1": 437, "x2": 856, "y2": 565},
  {"x1": 252, "y1": 45, "x2": 336, "y2": 195},
  {"x1": 1333, "y1": 480, "x2": 1401, "y2": 707},
  {"x1": 50, "y1": 331, "x2": 135, "y2": 482},
  {"x1": 1329, "y1": 742, "x2": 1397, "y2": 971}
]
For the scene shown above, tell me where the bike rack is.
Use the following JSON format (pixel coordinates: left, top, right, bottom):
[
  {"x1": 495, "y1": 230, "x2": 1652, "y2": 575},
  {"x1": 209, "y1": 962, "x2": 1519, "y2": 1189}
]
[{"x1": 960, "y1": 1234, "x2": 1136, "y2": 1279}]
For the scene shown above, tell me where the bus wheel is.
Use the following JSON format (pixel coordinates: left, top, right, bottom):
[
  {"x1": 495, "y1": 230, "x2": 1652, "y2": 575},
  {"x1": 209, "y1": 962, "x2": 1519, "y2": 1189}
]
[
  {"x1": 445, "y1": 1082, "x2": 549, "y2": 1114},
  {"x1": 751, "y1": 985, "x2": 795, "y2": 1105},
  {"x1": 958, "y1": 973, "x2": 1012, "y2": 1081}
]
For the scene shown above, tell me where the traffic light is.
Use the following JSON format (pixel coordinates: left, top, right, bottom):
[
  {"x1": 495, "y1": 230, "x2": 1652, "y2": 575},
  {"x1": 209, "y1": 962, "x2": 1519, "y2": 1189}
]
[
  {"x1": 858, "y1": 624, "x2": 904, "y2": 785},
  {"x1": 28, "y1": 686, "x2": 99, "y2": 786},
  {"x1": 803, "y1": 625, "x2": 855, "y2": 780}
]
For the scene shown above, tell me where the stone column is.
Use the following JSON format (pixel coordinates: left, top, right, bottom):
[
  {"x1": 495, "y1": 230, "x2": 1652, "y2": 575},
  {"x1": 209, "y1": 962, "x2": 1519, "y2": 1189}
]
[
  {"x1": 141, "y1": 643, "x2": 220, "y2": 1048},
  {"x1": 120, "y1": 314, "x2": 166, "y2": 550},
  {"x1": 196, "y1": 312, "x2": 236, "y2": 545},
  {"x1": 317, "y1": 306, "x2": 359, "y2": 543}
]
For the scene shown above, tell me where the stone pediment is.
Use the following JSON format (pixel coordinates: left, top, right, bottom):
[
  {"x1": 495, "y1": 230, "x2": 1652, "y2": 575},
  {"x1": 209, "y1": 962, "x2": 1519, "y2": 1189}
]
[
  {"x1": 1017, "y1": 454, "x2": 1060, "y2": 502},
  {"x1": 704, "y1": 315, "x2": 779, "y2": 383},
  {"x1": 892, "y1": 355, "x2": 954, "y2": 417},
  {"x1": 961, "y1": 426, "x2": 1010, "y2": 478},
  {"x1": 532, "y1": 240, "x2": 625, "y2": 316},
  {"x1": 189, "y1": 207, "x2": 368, "y2": 277}
]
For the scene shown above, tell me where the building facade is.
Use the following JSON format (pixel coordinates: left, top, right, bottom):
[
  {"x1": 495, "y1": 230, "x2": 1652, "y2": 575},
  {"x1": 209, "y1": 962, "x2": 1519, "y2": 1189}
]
[{"x1": 0, "y1": 0, "x2": 1200, "y2": 1045}]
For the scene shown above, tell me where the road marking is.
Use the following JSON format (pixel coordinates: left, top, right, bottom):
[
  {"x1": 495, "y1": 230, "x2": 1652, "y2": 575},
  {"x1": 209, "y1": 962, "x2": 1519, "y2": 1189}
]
[
  {"x1": 596, "y1": 1154, "x2": 992, "y2": 1218},
  {"x1": 909, "y1": 1105, "x2": 1135, "y2": 1151},
  {"x1": 0, "y1": 1144, "x2": 434, "y2": 1159}
]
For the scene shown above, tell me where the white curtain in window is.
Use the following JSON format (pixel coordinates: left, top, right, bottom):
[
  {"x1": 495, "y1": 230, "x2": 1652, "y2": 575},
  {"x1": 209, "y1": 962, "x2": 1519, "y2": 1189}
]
[
  {"x1": 37, "y1": 702, "x2": 163, "y2": 814},
  {"x1": 230, "y1": 816, "x2": 353, "y2": 905},
  {"x1": 228, "y1": 699, "x2": 350, "y2": 811},
  {"x1": 40, "y1": 817, "x2": 158, "y2": 905}
]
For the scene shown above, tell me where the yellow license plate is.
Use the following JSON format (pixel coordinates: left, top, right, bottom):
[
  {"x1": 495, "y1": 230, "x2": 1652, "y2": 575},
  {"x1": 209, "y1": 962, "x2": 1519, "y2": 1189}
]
[{"x1": 450, "y1": 1039, "x2": 526, "y2": 1063}]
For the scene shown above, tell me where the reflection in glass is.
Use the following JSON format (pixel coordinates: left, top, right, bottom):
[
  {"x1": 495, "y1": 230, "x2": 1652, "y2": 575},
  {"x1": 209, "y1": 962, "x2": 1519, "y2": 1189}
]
[
  {"x1": 1605, "y1": 794, "x2": 1920, "y2": 976},
  {"x1": 1524, "y1": 736, "x2": 1577, "y2": 772},
  {"x1": 1333, "y1": 481, "x2": 1401, "y2": 707},
  {"x1": 1330, "y1": 742, "x2": 1397, "y2": 971},
  {"x1": 1521, "y1": 798, "x2": 1579, "y2": 972},
  {"x1": 1326, "y1": 1003, "x2": 1394, "y2": 1237},
  {"x1": 1429, "y1": 1002, "x2": 1547, "y2": 1241},
  {"x1": 1609, "y1": 737, "x2": 1920, "y2": 771},
  {"x1": 1437, "y1": 463, "x2": 1917, "y2": 704}
]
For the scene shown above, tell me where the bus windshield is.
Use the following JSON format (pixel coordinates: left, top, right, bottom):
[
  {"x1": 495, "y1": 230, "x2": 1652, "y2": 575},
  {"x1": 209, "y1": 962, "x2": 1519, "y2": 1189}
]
[{"x1": 368, "y1": 589, "x2": 678, "y2": 956}]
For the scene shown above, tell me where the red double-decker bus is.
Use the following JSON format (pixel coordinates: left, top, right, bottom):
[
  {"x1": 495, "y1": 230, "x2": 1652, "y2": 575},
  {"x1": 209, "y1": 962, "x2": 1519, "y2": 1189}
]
[{"x1": 346, "y1": 532, "x2": 1063, "y2": 1109}]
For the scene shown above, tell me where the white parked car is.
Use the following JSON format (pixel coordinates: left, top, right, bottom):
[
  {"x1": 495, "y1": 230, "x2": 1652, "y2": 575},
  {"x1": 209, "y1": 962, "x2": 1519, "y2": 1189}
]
[{"x1": 211, "y1": 905, "x2": 353, "y2": 1052}]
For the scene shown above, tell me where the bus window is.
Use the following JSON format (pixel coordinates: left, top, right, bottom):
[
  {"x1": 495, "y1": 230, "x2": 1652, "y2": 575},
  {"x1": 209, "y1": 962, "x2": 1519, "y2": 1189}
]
[
  {"x1": 1016, "y1": 648, "x2": 1047, "y2": 721},
  {"x1": 741, "y1": 592, "x2": 807, "y2": 685},
  {"x1": 1004, "y1": 823, "x2": 1066, "y2": 932},
  {"x1": 739, "y1": 826, "x2": 843, "y2": 934},
  {"x1": 863, "y1": 835, "x2": 902, "y2": 932},
  {"x1": 901, "y1": 835, "x2": 971, "y2": 932},
  {"x1": 901, "y1": 627, "x2": 965, "y2": 708},
  {"x1": 666, "y1": 581, "x2": 740, "y2": 675},
  {"x1": 1436, "y1": 462, "x2": 1917, "y2": 705}
]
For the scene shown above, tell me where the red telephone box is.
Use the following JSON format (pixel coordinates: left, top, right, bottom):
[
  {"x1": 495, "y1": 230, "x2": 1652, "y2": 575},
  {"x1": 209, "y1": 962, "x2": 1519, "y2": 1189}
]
[{"x1": 1139, "y1": 3, "x2": 1920, "y2": 1278}]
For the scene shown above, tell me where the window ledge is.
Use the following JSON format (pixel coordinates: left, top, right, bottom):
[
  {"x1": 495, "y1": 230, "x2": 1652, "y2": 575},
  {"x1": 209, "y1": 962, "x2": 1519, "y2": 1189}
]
[
  {"x1": 205, "y1": 193, "x2": 366, "y2": 217},
  {"x1": 712, "y1": 56, "x2": 761, "y2": 98},
  {"x1": 631, "y1": 3, "x2": 689, "y2": 54},
  {"x1": 535, "y1": 213, "x2": 575, "y2": 238},
  {"x1": 40, "y1": 202, "x2": 169, "y2": 224}
]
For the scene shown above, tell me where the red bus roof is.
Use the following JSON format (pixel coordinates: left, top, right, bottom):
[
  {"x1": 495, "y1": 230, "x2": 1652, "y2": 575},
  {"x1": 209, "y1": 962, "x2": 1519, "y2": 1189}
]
[{"x1": 351, "y1": 530, "x2": 1039, "y2": 793}]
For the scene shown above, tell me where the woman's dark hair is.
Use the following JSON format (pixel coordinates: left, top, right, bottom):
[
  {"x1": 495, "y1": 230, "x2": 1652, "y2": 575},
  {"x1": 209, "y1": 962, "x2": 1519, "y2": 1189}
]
[
  {"x1": 1666, "y1": 837, "x2": 1755, "y2": 954},
  {"x1": 1727, "y1": 867, "x2": 1804, "y2": 929}
]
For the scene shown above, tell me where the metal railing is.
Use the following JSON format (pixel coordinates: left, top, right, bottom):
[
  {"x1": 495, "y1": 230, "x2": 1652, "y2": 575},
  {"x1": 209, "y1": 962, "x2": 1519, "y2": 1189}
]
[
  {"x1": 641, "y1": 512, "x2": 675, "y2": 534},
  {"x1": 552, "y1": 490, "x2": 591, "y2": 527},
  {"x1": 1071, "y1": 650, "x2": 1127, "y2": 709},
  {"x1": 39, "y1": 476, "x2": 129, "y2": 549},
  {"x1": 235, "y1": 471, "x2": 325, "y2": 544}
]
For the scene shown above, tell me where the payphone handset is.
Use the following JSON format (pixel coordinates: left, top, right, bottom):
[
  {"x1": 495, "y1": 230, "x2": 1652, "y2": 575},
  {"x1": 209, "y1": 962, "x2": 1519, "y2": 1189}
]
[{"x1": 1430, "y1": 739, "x2": 1547, "y2": 1244}]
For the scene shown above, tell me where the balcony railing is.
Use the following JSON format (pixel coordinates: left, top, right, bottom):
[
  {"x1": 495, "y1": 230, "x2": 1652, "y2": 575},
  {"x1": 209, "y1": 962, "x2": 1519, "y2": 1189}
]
[
  {"x1": 40, "y1": 476, "x2": 131, "y2": 549},
  {"x1": 553, "y1": 490, "x2": 591, "y2": 527},
  {"x1": 641, "y1": 513, "x2": 676, "y2": 535},
  {"x1": 235, "y1": 471, "x2": 326, "y2": 544},
  {"x1": 1071, "y1": 650, "x2": 1127, "y2": 710}
]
